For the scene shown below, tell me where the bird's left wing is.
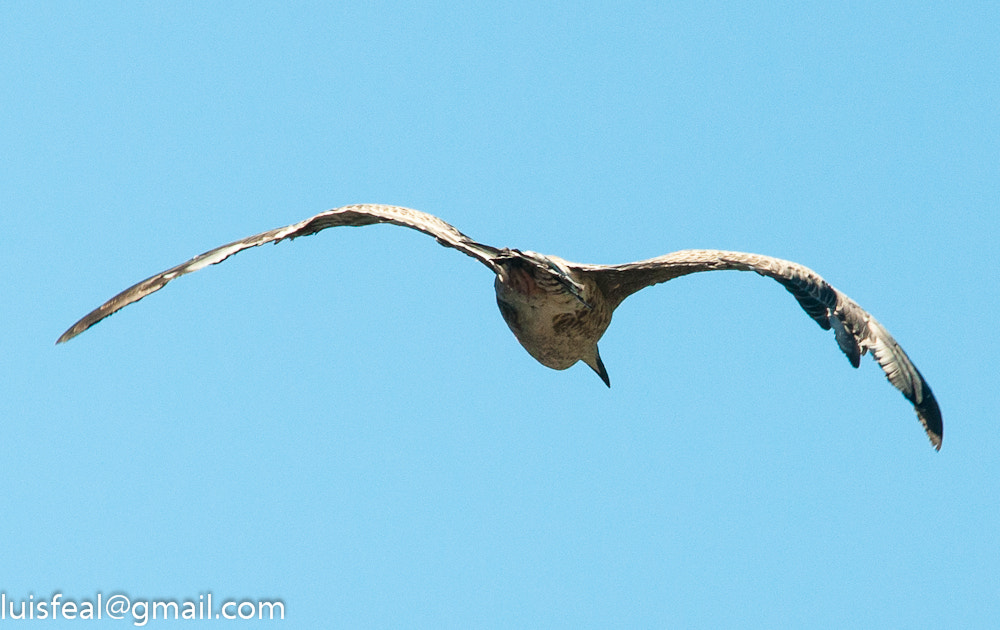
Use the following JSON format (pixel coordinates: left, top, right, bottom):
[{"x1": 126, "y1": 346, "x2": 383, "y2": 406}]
[
  {"x1": 572, "y1": 250, "x2": 942, "y2": 450},
  {"x1": 57, "y1": 204, "x2": 501, "y2": 344}
]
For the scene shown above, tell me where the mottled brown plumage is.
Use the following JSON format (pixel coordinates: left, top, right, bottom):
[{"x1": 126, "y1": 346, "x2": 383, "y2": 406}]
[{"x1": 57, "y1": 204, "x2": 942, "y2": 449}]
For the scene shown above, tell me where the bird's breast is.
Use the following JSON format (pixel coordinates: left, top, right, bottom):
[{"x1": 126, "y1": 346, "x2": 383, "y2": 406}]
[{"x1": 493, "y1": 263, "x2": 611, "y2": 370}]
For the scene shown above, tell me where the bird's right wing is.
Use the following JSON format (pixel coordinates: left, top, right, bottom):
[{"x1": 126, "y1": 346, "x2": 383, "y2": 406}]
[
  {"x1": 573, "y1": 250, "x2": 943, "y2": 450},
  {"x1": 57, "y1": 204, "x2": 501, "y2": 344}
]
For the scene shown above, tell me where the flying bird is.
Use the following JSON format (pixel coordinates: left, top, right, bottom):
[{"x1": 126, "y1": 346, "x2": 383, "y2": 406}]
[{"x1": 58, "y1": 204, "x2": 942, "y2": 449}]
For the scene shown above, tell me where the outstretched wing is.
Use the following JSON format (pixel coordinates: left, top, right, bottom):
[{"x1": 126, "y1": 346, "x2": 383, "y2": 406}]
[
  {"x1": 573, "y1": 250, "x2": 943, "y2": 450},
  {"x1": 57, "y1": 204, "x2": 501, "y2": 344}
]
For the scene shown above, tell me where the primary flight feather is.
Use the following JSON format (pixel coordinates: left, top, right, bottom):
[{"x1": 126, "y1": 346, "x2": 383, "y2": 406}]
[{"x1": 58, "y1": 204, "x2": 942, "y2": 450}]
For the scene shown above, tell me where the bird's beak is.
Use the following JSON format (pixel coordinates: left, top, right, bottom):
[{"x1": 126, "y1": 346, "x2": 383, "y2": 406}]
[{"x1": 586, "y1": 347, "x2": 611, "y2": 388}]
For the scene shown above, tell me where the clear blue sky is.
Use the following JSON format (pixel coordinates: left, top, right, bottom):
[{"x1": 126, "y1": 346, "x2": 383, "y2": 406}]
[{"x1": 3, "y1": 2, "x2": 997, "y2": 627}]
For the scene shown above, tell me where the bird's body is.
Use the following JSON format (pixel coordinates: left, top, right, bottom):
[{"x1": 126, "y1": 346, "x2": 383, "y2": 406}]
[
  {"x1": 58, "y1": 204, "x2": 943, "y2": 449},
  {"x1": 494, "y1": 251, "x2": 612, "y2": 379}
]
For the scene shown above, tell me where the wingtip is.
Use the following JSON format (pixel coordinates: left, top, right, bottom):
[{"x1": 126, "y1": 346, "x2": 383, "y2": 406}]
[
  {"x1": 919, "y1": 406, "x2": 943, "y2": 452},
  {"x1": 925, "y1": 423, "x2": 943, "y2": 452},
  {"x1": 56, "y1": 323, "x2": 84, "y2": 345},
  {"x1": 926, "y1": 428, "x2": 942, "y2": 451}
]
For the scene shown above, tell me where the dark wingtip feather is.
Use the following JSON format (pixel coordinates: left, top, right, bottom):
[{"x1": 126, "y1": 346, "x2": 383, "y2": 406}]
[{"x1": 916, "y1": 389, "x2": 943, "y2": 451}]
